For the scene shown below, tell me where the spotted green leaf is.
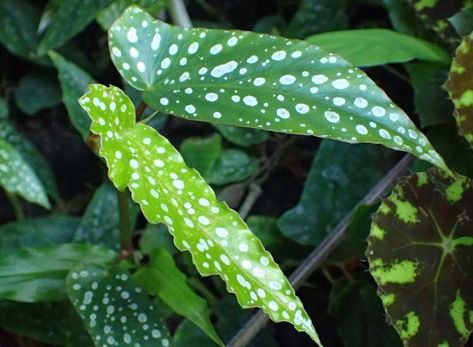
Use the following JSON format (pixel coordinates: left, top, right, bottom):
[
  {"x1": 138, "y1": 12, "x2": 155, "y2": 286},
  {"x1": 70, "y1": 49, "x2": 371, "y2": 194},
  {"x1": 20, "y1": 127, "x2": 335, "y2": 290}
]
[
  {"x1": 0, "y1": 243, "x2": 115, "y2": 302},
  {"x1": 66, "y1": 264, "x2": 172, "y2": 347},
  {"x1": 367, "y1": 169, "x2": 473, "y2": 346},
  {"x1": 0, "y1": 138, "x2": 49, "y2": 208},
  {"x1": 445, "y1": 33, "x2": 473, "y2": 147},
  {"x1": 135, "y1": 248, "x2": 223, "y2": 346},
  {"x1": 108, "y1": 6, "x2": 447, "y2": 172},
  {"x1": 79, "y1": 84, "x2": 321, "y2": 345}
]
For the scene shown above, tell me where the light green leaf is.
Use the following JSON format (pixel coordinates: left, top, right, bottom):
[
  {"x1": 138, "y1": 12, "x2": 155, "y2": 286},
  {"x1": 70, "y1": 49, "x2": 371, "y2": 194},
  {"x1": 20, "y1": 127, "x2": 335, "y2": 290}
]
[
  {"x1": 109, "y1": 6, "x2": 448, "y2": 172},
  {"x1": 0, "y1": 243, "x2": 115, "y2": 302},
  {"x1": 135, "y1": 248, "x2": 223, "y2": 346},
  {"x1": 79, "y1": 84, "x2": 321, "y2": 345},
  {"x1": 0, "y1": 216, "x2": 80, "y2": 253},
  {"x1": 97, "y1": 0, "x2": 169, "y2": 30},
  {"x1": 67, "y1": 264, "x2": 172, "y2": 347},
  {"x1": 73, "y1": 182, "x2": 139, "y2": 249},
  {"x1": 306, "y1": 29, "x2": 449, "y2": 67},
  {"x1": 14, "y1": 71, "x2": 62, "y2": 115},
  {"x1": 37, "y1": 0, "x2": 111, "y2": 55},
  {"x1": 214, "y1": 124, "x2": 269, "y2": 147},
  {"x1": 0, "y1": 138, "x2": 49, "y2": 208},
  {"x1": 0, "y1": 301, "x2": 92, "y2": 347},
  {"x1": 49, "y1": 51, "x2": 96, "y2": 139}
]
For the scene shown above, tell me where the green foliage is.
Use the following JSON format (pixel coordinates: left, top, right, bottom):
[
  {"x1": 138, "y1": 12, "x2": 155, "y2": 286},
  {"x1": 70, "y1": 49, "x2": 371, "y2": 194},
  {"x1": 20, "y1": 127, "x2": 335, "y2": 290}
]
[
  {"x1": 109, "y1": 7, "x2": 447, "y2": 172},
  {"x1": 214, "y1": 125, "x2": 269, "y2": 147},
  {"x1": 306, "y1": 29, "x2": 449, "y2": 67},
  {"x1": 67, "y1": 264, "x2": 172, "y2": 346},
  {"x1": 79, "y1": 84, "x2": 320, "y2": 344},
  {"x1": 278, "y1": 140, "x2": 390, "y2": 245},
  {"x1": 135, "y1": 248, "x2": 223, "y2": 345},
  {"x1": 367, "y1": 169, "x2": 473, "y2": 346}
]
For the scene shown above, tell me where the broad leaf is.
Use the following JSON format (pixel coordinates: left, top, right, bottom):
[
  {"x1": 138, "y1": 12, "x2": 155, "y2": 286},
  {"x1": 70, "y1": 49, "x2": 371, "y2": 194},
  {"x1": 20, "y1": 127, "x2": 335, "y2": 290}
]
[
  {"x1": 139, "y1": 223, "x2": 176, "y2": 255},
  {"x1": 0, "y1": 301, "x2": 92, "y2": 347},
  {"x1": 214, "y1": 124, "x2": 269, "y2": 147},
  {"x1": 49, "y1": 52, "x2": 96, "y2": 139},
  {"x1": 445, "y1": 33, "x2": 473, "y2": 147},
  {"x1": 37, "y1": 0, "x2": 111, "y2": 55},
  {"x1": 278, "y1": 139, "x2": 391, "y2": 245},
  {"x1": 108, "y1": 6, "x2": 448, "y2": 172},
  {"x1": 135, "y1": 248, "x2": 223, "y2": 346},
  {"x1": 66, "y1": 264, "x2": 172, "y2": 347},
  {"x1": 0, "y1": 138, "x2": 49, "y2": 208},
  {"x1": 306, "y1": 29, "x2": 449, "y2": 67},
  {"x1": 180, "y1": 133, "x2": 222, "y2": 177},
  {"x1": 14, "y1": 71, "x2": 62, "y2": 115},
  {"x1": 207, "y1": 149, "x2": 258, "y2": 185},
  {"x1": 73, "y1": 182, "x2": 139, "y2": 249},
  {"x1": 0, "y1": 243, "x2": 115, "y2": 302},
  {"x1": 79, "y1": 84, "x2": 321, "y2": 345},
  {"x1": 0, "y1": 216, "x2": 80, "y2": 252},
  {"x1": 367, "y1": 169, "x2": 473, "y2": 346}
]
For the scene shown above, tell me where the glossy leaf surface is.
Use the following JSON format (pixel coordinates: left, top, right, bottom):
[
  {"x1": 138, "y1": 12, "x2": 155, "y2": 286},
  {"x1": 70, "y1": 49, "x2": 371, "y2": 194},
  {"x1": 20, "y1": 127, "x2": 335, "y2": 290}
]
[
  {"x1": 0, "y1": 244, "x2": 115, "y2": 302},
  {"x1": 67, "y1": 264, "x2": 172, "y2": 347},
  {"x1": 108, "y1": 7, "x2": 447, "y2": 172},
  {"x1": 367, "y1": 169, "x2": 473, "y2": 346},
  {"x1": 79, "y1": 84, "x2": 321, "y2": 344},
  {"x1": 306, "y1": 29, "x2": 449, "y2": 67},
  {"x1": 445, "y1": 33, "x2": 473, "y2": 146},
  {"x1": 135, "y1": 248, "x2": 223, "y2": 345},
  {"x1": 0, "y1": 138, "x2": 49, "y2": 208}
]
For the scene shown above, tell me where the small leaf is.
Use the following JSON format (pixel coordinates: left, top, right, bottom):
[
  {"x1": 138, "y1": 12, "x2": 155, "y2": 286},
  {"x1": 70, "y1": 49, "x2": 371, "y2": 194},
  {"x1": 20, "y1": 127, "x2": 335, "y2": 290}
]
[
  {"x1": 49, "y1": 51, "x2": 96, "y2": 139},
  {"x1": 135, "y1": 248, "x2": 223, "y2": 346},
  {"x1": 0, "y1": 301, "x2": 92, "y2": 347},
  {"x1": 445, "y1": 32, "x2": 473, "y2": 147},
  {"x1": 0, "y1": 243, "x2": 115, "y2": 302},
  {"x1": 306, "y1": 29, "x2": 449, "y2": 67},
  {"x1": 207, "y1": 149, "x2": 258, "y2": 185},
  {"x1": 79, "y1": 84, "x2": 321, "y2": 345},
  {"x1": 96, "y1": 0, "x2": 169, "y2": 30},
  {"x1": 180, "y1": 133, "x2": 222, "y2": 177},
  {"x1": 278, "y1": 139, "x2": 391, "y2": 245},
  {"x1": 448, "y1": 7, "x2": 473, "y2": 36},
  {"x1": 0, "y1": 138, "x2": 49, "y2": 208},
  {"x1": 0, "y1": 216, "x2": 80, "y2": 252},
  {"x1": 37, "y1": 0, "x2": 111, "y2": 55},
  {"x1": 139, "y1": 223, "x2": 175, "y2": 255},
  {"x1": 367, "y1": 169, "x2": 473, "y2": 346},
  {"x1": 66, "y1": 264, "x2": 172, "y2": 347},
  {"x1": 108, "y1": 6, "x2": 447, "y2": 172},
  {"x1": 14, "y1": 71, "x2": 62, "y2": 115},
  {"x1": 73, "y1": 182, "x2": 139, "y2": 249},
  {"x1": 214, "y1": 124, "x2": 269, "y2": 147}
]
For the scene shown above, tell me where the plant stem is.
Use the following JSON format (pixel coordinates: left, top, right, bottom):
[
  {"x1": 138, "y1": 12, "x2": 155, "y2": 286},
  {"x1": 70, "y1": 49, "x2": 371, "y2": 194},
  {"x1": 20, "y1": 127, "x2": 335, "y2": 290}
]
[
  {"x1": 117, "y1": 189, "x2": 133, "y2": 259},
  {"x1": 238, "y1": 184, "x2": 262, "y2": 220},
  {"x1": 169, "y1": 0, "x2": 192, "y2": 28},
  {"x1": 135, "y1": 100, "x2": 147, "y2": 121},
  {"x1": 6, "y1": 191, "x2": 24, "y2": 220}
]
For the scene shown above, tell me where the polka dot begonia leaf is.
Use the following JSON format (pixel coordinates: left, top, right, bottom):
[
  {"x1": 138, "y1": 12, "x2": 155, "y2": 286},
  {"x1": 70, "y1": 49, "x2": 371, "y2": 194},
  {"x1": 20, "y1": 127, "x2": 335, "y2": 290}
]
[
  {"x1": 367, "y1": 169, "x2": 473, "y2": 347},
  {"x1": 445, "y1": 32, "x2": 473, "y2": 147},
  {"x1": 66, "y1": 264, "x2": 172, "y2": 347},
  {"x1": 0, "y1": 137, "x2": 49, "y2": 208},
  {"x1": 108, "y1": 6, "x2": 448, "y2": 172},
  {"x1": 79, "y1": 84, "x2": 322, "y2": 345}
]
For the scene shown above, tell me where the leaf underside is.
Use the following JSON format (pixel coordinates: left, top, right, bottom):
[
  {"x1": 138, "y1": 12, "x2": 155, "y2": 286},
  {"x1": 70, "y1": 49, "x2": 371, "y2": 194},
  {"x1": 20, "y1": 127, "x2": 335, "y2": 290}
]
[
  {"x1": 108, "y1": 6, "x2": 448, "y2": 172},
  {"x1": 445, "y1": 33, "x2": 473, "y2": 147},
  {"x1": 367, "y1": 169, "x2": 473, "y2": 347},
  {"x1": 79, "y1": 84, "x2": 321, "y2": 345}
]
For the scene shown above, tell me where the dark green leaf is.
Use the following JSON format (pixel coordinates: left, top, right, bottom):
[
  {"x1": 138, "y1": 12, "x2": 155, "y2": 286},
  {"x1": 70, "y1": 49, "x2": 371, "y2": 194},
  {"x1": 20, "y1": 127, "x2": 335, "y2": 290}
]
[
  {"x1": 0, "y1": 98, "x2": 7, "y2": 119},
  {"x1": 67, "y1": 264, "x2": 172, "y2": 347},
  {"x1": 0, "y1": 138, "x2": 49, "y2": 208},
  {"x1": 207, "y1": 149, "x2": 258, "y2": 185},
  {"x1": 73, "y1": 182, "x2": 139, "y2": 249},
  {"x1": 0, "y1": 244, "x2": 115, "y2": 302},
  {"x1": 367, "y1": 169, "x2": 473, "y2": 346},
  {"x1": 135, "y1": 248, "x2": 223, "y2": 346},
  {"x1": 109, "y1": 6, "x2": 448, "y2": 172},
  {"x1": 180, "y1": 133, "x2": 222, "y2": 177},
  {"x1": 0, "y1": 301, "x2": 92, "y2": 347},
  {"x1": 174, "y1": 319, "x2": 214, "y2": 347},
  {"x1": 139, "y1": 223, "x2": 175, "y2": 255},
  {"x1": 37, "y1": 0, "x2": 111, "y2": 55},
  {"x1": 449, "y1": 7, "x2": 473, "y2": 36},
  {"x1": 49, "y1": 51, "x2": 96, "y2": 139},
  {"x1": 306, "y1": 29, "x2": 449, "y2": 67},
  {"x1": 14, "y1": 71, "x2": 62, "y2": 115},
  {"x1": 278, "y1": 139, "x2": 390, "y2": 245},
  {"x1": 214, "y1": 124, "x2": 269, "y2": 147},
  {"x1": 0, "y1": 216, "x2": 80, "y2": 253}
]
